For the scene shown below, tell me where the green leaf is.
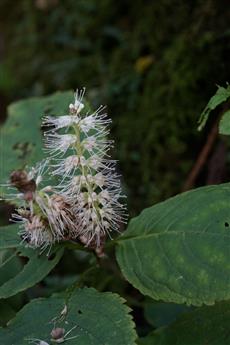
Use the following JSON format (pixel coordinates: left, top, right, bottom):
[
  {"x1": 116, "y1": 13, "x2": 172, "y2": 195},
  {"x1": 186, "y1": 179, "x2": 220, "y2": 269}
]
[
  {"x1": 219, "y1": 110, "x2": 230, "y2": 135},
  {"x1": 0, "y1": 246, "x2": 64, "y2": 299},
  {"x1": 116, "y1": 183, "x2": 230, "y2": 306},
  {"x1": 0, "y1": 225, "x2": 21, "y2": 249},
  {"x1": 138, "y1": 334, "x2": 158, "y2": 345},
  {"x1": 0, "y1": 91, "x2": 73, "y2": 186},
  {"x1": 0, "y1": 287, "x2": 137, "y2": 345},
  {"x1": 138, "y1": 301, "x2": 230, "y2": 345},
  {"x1": 0, "y1": 248, "x2": 23, "y2": 326},
  {"x1": 144, "y1": 301, "x2": 191, "y2": 328},
  {"x1": 0, "y1": 249, "x2": 23, "y2": 286},
  {"x1": 0, "y1": 226, "x2": 64, "y2": 298},
  {"x1": 198, "y1": 84, "x2": 230, "y2": 131}
]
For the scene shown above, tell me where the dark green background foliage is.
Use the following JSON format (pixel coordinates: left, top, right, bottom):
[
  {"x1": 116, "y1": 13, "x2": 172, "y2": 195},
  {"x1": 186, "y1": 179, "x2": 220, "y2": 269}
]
[{"x1": 1, "y1": 0, "x2": 230, "y2": 214}]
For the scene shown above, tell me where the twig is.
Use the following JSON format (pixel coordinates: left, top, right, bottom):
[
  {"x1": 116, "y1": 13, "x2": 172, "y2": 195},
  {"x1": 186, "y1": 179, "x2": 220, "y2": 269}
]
[{"x1": 182, "y1": 119, "x2": 218, "y2": 191}]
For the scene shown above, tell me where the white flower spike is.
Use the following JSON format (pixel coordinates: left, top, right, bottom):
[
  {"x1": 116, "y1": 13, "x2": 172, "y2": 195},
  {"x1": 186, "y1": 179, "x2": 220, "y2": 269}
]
[{"x1": 44, "y1": 88, "x2": 127, "y2": 248}]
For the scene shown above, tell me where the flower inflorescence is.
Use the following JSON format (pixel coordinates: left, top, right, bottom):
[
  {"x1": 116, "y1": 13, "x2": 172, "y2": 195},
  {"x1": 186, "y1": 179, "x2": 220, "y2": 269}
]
[
  {"x1": 4, "y1": 89, "x2": 127, "y2": 251},
  {"x1": 44, "y1": 89, "x2": 127, "y2": 248}
]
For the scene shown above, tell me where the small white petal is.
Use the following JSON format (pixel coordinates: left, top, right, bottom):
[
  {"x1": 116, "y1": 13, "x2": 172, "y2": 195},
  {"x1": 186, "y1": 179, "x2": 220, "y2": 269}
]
[{"x1": 45, "y1": 134, "x2": 76, "y2": 156}]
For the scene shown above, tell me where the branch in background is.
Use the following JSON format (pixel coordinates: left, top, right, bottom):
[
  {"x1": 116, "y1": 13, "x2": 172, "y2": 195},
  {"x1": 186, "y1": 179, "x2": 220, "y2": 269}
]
[
  {"x1": 182, "y1": 119, "x2": 218, "y2": 191},
  {"x1": 206, "y1": 140, "x2": 227, "y2": 185}
]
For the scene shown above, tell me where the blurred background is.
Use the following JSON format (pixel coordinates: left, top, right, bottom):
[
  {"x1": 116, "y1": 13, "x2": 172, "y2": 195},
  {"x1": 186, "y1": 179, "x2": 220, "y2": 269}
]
[{"x1": 1, "y1": 0, "x2": 230, "y2": 216}]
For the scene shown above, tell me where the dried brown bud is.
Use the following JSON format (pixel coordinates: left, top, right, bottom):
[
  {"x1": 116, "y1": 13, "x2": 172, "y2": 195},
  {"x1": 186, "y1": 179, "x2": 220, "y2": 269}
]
[
  {"x1": 51, "y1": 194, "x2": 67, "y2": 210},
  {"x1": 10, "y1": 170, "x2": 36, "y2": 198},
  {"x1": 79, "y1": 233, "x2": 106, "y2": 257}
]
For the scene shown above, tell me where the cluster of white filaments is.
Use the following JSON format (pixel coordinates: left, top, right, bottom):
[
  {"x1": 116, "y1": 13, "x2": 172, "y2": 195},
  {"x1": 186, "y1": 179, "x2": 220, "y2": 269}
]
[
  {"x1": 9, "y1": 162, "x2": 77, "y2": 251},
  {"x1": 43, "y1": 89, "x2": 127, "y2": 247}
]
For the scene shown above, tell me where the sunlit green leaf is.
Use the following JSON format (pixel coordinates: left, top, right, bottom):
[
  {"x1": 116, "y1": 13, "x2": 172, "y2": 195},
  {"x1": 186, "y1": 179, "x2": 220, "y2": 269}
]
[{"x1": 116, "y1": 183, "x2": 230, "y2": 305}]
